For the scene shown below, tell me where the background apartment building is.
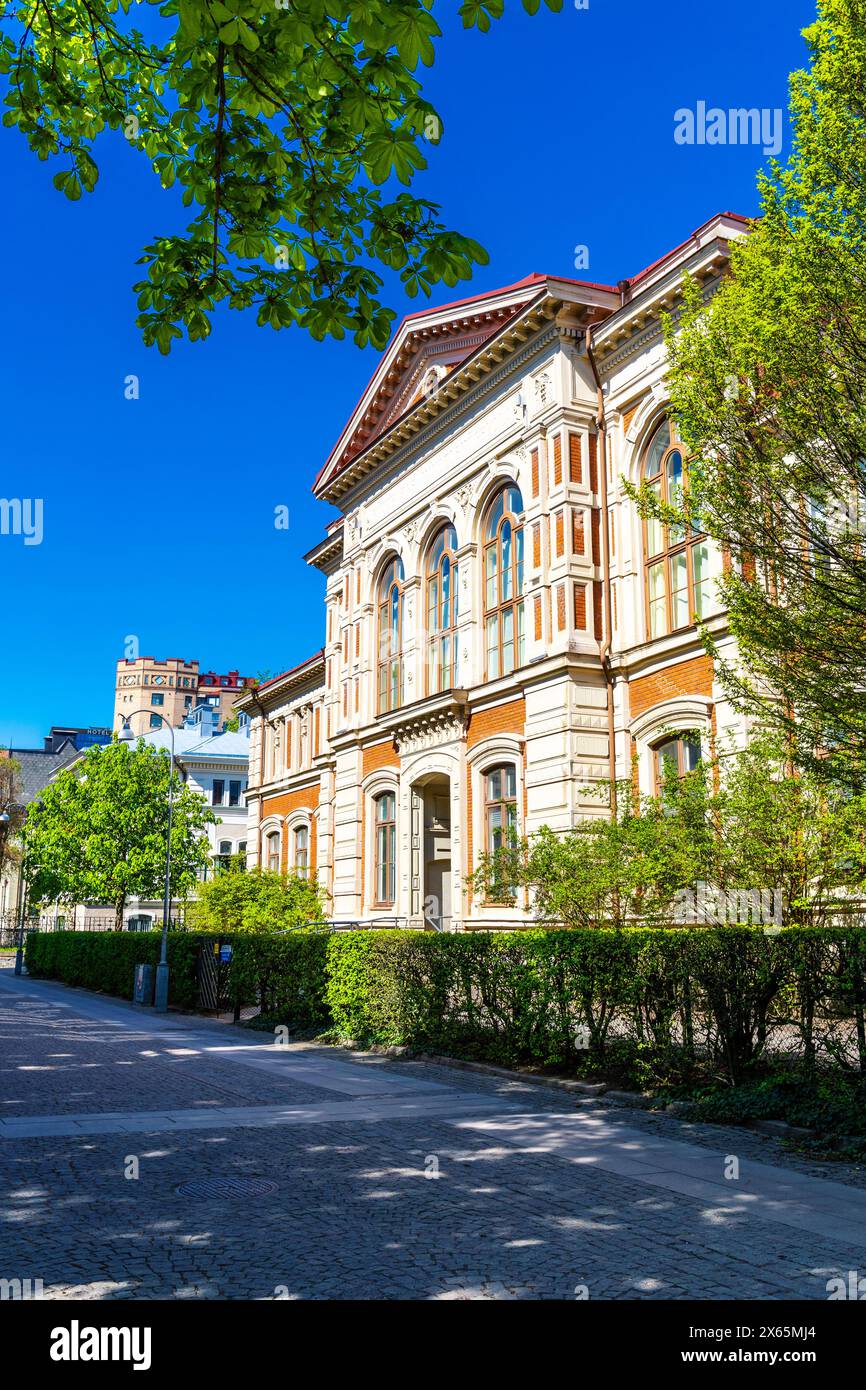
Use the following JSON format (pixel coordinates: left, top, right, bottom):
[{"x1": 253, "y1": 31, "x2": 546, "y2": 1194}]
[
  {"x1": 114, "y1": 657, "x2": 252, "y2": 735},
  {"x1": 238, "y1": 213, "x2": 750, "y2": 929}
]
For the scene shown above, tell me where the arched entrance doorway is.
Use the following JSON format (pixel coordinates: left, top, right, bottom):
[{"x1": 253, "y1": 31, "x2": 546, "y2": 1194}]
[{"x1": 411, "y1": 773, "x2": 452, "y2": 930}]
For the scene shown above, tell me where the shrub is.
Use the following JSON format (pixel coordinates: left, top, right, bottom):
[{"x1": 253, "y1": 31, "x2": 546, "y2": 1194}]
[
  {"x1": 229, "y1": 932, "x2": 330, "y2": 1028},
  {"x1": 323, "y1": 926, "x2": 866, "y2": 1082},
  {"x1": 185, "y1": 864, "x2": 326, "y2": 933},
  {"x1": 25, "y1": 924, "x2": 866, "y2": 1090},
  {"x1": 25, "y1": 929, "x2": 224, "y2": 1009}
]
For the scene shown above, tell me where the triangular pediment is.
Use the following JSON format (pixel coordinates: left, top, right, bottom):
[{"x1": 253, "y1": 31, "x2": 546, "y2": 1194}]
[{"x1": 314, "y1": 276, "x2": 553, "y2": 496}]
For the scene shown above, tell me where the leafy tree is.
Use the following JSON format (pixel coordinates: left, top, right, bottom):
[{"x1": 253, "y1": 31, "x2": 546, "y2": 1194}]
[
  {"x1": 0, "y1": 755, "x2": 23, "y2": 889},
  {"x1": 637, "y1": 0, "x2": 866, "y2": 787},
  {"x1": 475, "y1": 736, "x2": 866, "y2": 928},
  {"x1": 186, "y1": 859, "x2": 326, "y2": 932},
  {"x1": 0, "y1": 0, "x2": 560, "y2": 353},
  {"x1": 472, "y1": 768, "x2": 715, "y2": 929},
  {"x1": 23, "y1": 739, "x2": 216, "y2": 928},
  {"x1": 710, "y1": 734, "x2": 866, "y2": 927}
]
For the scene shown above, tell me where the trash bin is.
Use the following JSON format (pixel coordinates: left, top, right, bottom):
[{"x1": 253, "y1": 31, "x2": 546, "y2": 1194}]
[{"x1": 133, "y1": 963, "x2": 155, "y2": 1006}]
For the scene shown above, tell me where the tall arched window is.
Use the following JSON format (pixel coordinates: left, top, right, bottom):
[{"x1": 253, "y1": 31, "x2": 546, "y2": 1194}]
[
  {"x1": 377, "y1": 557, "x2": 404, "y2": 713},
  {"x1": 484, "y1": 764, "x2": 518, "y2": 854},
  {"x1": 266, "y1": 830, "x2": 281, "y2": 872},
  {"x1": 374, "y1": 791, "x2": 397, "y2": 905},
  {"x1": 483, "y1": 485, "x2": 525, "y2": 679},
  {"x1": 426, "y1": 525, "x2": 459, "y2": 693},
  {"x1": 293, "y1": 824, "x2": 309, "y2": 879},
  {"x1": 653, "y1": 732, "x2": 702, "y2": 790},
  {"x1": 643, "y1": 420, "x2": 711, "y2": 638}
]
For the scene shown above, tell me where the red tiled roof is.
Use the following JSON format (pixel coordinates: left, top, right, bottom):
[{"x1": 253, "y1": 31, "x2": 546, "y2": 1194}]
[{"x1": 627, "y1": 212, "x2": 751, "y2": 288}]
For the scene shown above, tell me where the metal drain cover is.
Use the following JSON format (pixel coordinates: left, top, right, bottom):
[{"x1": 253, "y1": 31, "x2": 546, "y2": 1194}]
[{"x1": 176, "y1": 1177, "x2": 277, "y2": 1200}]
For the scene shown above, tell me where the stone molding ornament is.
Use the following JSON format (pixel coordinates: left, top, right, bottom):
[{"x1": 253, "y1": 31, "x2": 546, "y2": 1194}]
[{"x1": 393, "y1": 705, "x2": 469, "y2": 757}]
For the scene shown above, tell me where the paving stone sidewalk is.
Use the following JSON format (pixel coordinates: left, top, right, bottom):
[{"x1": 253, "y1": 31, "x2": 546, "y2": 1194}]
[{"x1": 1, "y1": 973, "x2": 865, "y2": 1301}]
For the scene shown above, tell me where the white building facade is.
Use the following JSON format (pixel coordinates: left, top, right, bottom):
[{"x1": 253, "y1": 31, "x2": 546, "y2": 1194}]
[{"x1": 240, "y1": 213, "x2": 750, "y2": 929}]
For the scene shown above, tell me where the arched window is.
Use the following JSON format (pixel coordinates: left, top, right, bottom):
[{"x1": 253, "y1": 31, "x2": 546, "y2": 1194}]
[
  {"x1": 266, "y1": 830, "x2": 281, "y2": 872},
  {"x1": 374, "y1": 791, "x2": 397, "y2": 905},
  {"x1": 293, "y1": 824, "x2": 309, "y2": 879},
  {"x1": 643, "y1": 420, "x2": 711, "y2": 638},
  {"x1": 653, "y1": 731, "x2": 702, "y2": 790},
  {"x1": 377, "y1": 557, "x2": 404, "y2": 714},
  {"x1": 483, "y1": 485, "x2": 525, "y2": 679},
  {"x1": 426, "y1": 525, "x2": 459, "y2": 693},
  {"x1": 484, "y1": 764, "x2": 518, "y2": 854}
]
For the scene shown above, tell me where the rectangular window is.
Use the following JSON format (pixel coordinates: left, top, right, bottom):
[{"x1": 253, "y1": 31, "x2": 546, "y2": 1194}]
[
  {"x1": 648, "y1": 561, "x2": 667, "y2": 638},
  {"x1": 151, "y1": 693, "x2": 164, "y2": 707},
  {"x1": 149, "y1": 713, "x2": 161, "y2": 728},
  {"x1": 692, "y1": 542, "x2": 711, "y2": 618},
  {"x1": 228, "y1": 780, "x2": 241, "y2": 807},
  {"x1": 486, "y1": 614, "x2": 500, "y2": 680},
  {"x1": 212, "y1": 779, "x2": 225, "y2": 806},
  {"x1": 484, "y1": 765, "x2": 518, "y2": 902},
  {"x1": 267, "y1": 832, "x2": 280, "y2": 872},
  {"x1": 646, "y1": 481, "x2": 664, "y2": 556},
  {"x1": 671, "y1": 552, "x2": 690, "y2": 629}
]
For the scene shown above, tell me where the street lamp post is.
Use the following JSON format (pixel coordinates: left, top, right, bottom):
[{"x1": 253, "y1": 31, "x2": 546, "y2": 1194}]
[
  {"x1": 7, "y1": 803, "x2": 38, "y2": 976},
  {"x1": 0, "y1": 810, "x2": 15, "y2": 964},
  {"x1": 13, "y1": 840, "x2": 27, "y2": 977},
  {"x1": 119, "y1": 713, "x2": 176, "y2": 1012}
]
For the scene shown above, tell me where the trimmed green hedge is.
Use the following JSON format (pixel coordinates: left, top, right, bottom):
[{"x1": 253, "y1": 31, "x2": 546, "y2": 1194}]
[
  {"x1": 229, "y1": 925, "x2": 866, "y2": 1081},
  {"x1": 24, "y1": 930, "x2": 228, "y2": 1009},
  {"x1": 25, "y1": 925, "x2": 866, "y2": 1085},
  {"x1": 230, "y1": 932, "x2": 330, "y2": 1028}
]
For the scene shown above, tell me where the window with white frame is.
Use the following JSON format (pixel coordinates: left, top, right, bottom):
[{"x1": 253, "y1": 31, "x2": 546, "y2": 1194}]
[
  {"x1": 266, "y1": 830, "x2": 281, "y2": 872},
  {"x1": 377, "y1": 557, "x2": 404, "y2": 714},
  {"x1": 293, "y1": 824, "x2": 309, "y2": 879},
  {"x1": 483, "y1": 486, "x2": 525, "y2": 679},
  {"x1": 374, "y1": 791, "x2": 396, "y2": 905}
]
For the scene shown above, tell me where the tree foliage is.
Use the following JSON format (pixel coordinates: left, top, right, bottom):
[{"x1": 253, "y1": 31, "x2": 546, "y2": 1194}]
[
  {"x1": 185, "y1": 859, "x2": 326, "y2": 932},
  {"x1": 0, "y1": 755, "x2": 23, "y2": 883},
  {"x1": 644, "y1": 0, "x2": 866, "y2": 786},
  {"x1": 23, "y1": 739, "x2": 216, "y2": 927},
  {"x1": 0, "y1": 0, "x2": 561, "y2": 352},
  {"x1": 474, "y1": 737, "x2": 866, "y2": 928}
]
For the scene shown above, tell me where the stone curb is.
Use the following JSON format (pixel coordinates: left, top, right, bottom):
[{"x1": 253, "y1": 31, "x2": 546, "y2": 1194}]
[
  {"x1": 747, "y1": 1118, "x2": 817, "y2": 1141},
  {"x1": 344, "y1": 1043, "x2": 614, "y2": 1098}
]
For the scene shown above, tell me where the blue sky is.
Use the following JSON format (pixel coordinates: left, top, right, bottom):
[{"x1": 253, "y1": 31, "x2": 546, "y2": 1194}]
[{"x1": 1, "y1": 0, "x2": 815, "y2": 747}]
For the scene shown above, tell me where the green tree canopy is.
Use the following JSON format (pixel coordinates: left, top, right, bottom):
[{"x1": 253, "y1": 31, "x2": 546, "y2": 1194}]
[
  {"x1": 475, "y1": 735, "x2": 866, "y2": 928},
  {"x1": 0, "y1": 754, "x2": 23, "y2": 885},
  {"x1": 23, "y1": 739, "x2": 216, "y2": 927},
  {"x1": 186, "y1": 859, "x2": 326, "y2": 932},
  {"x1": 643, "y1": 0, "x2": 866, "y2": 787},
  {"x1": 0, "y1": 0, "x2": 560, "y2": 353}
]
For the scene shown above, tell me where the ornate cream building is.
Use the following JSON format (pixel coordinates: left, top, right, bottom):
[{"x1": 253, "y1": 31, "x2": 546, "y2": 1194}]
[{"x1": 238, "y1": 212, "x2": 749, "y2": 928}]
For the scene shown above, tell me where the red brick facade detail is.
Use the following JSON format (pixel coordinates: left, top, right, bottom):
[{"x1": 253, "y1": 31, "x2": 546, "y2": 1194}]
[
  {"x1": 261, "y1": 785, "x2": 320, "y2": 872},
  {"x1": 362, "y1": 741, "x2": 399, "y2": 778},
  {"x1": 556, "y1": 584, "x2": 566, "y2": 631},
  {"x1": 568, "y1": 432, "x2": 582, "y2": 484},
  {"x1": 466, "y1": 697, "x2": 526, "y2": 750},
  {"x1": 629, "y1": 654, "x2": 715, "y2": 719},
  {"x1": 574, "y1": 583, "x2": 587, "y2": 630},
  {"x1": 588, "y1": 434, "x2": 598, "y2": 493}
]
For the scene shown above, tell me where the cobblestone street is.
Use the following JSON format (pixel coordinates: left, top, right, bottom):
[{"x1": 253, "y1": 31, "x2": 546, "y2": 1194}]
[{"x1": 2, "y1": 971, "x2": 866, "y2": 1301}]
